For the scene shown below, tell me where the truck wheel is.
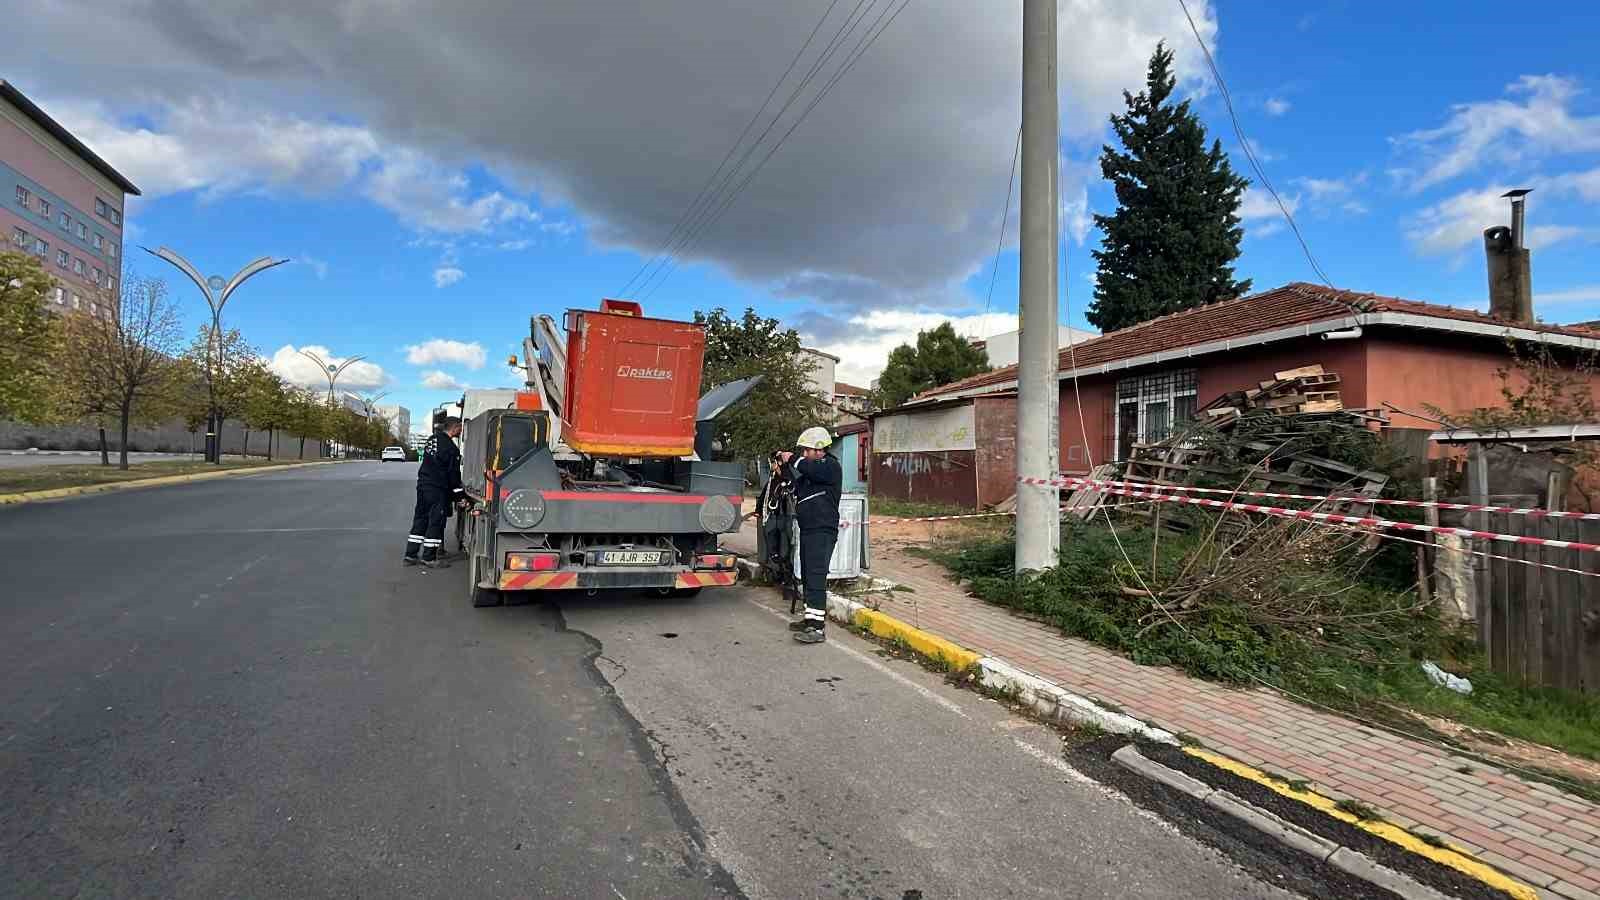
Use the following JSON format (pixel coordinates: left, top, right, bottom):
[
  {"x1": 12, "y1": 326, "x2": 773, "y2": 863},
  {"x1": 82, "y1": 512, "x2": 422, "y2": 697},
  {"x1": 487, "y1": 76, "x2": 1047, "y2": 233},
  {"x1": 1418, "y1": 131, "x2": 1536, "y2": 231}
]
[{"x1": 469, "y1": 554, "x2": 501, "y2": 608}]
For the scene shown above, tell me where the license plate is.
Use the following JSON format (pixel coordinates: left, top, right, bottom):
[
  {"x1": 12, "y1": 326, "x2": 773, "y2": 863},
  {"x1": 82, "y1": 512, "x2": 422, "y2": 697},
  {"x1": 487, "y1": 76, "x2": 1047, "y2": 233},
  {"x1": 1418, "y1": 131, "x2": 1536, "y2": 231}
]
[{"x1": 598, "y1": 550, "x2": 667, "y2": 566}]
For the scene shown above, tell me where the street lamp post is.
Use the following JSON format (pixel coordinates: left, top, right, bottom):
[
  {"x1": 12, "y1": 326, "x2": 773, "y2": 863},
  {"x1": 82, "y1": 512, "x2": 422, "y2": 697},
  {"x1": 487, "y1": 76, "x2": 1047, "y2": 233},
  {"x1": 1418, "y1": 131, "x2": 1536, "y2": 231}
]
[
  {"x1": 358, "y1": 392, "x2": 389, "y2": 460},
  {"x1": 300, "y1": 350, "x2": 366, "y2": 458},
  {"x1": 144, "y1": 247, "x2": 289, "y2": 464}
]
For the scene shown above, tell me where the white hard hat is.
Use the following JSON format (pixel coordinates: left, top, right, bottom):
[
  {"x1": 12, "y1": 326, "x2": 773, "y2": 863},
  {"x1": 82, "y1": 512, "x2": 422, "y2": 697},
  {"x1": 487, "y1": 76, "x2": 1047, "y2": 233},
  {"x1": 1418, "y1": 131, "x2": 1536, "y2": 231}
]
[{"x1": 796, "y1": 426, "x2": 833, "y2": 449}]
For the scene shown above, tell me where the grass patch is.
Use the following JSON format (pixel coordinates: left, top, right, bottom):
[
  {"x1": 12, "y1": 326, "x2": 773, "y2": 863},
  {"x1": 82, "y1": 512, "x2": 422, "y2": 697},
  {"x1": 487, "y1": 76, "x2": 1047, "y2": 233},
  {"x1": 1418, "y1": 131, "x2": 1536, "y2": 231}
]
[
  {"x1": 870, "y1": 497, "x2": 974, "y2": 520},
  {"x1": 924, "y1": 521, "x2": 1600, "y2": 766},
  {"x1": 1335, "y1": 798, "x2": 1383, "y2": 822},
  {"x1": 0, "y1": 458, "x2": 310, "y2": 494}
]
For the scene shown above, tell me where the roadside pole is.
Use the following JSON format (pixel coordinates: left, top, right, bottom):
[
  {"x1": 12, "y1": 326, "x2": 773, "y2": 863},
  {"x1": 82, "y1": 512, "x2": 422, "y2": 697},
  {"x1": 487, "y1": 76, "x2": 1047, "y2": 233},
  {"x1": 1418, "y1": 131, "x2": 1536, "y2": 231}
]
[{"x1": 1015, "y1": 0, "x2": 1060, "y2": 572}]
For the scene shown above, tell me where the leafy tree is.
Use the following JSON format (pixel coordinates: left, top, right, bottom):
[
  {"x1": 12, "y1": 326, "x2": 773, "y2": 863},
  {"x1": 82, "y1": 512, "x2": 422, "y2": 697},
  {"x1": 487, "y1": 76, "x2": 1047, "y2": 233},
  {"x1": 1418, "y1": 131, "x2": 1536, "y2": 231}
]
[
  {"x1": 694, "y1": 307, "x2": 830, "y2": 462},
  {"x1": 1088, "y1": 42, "x2": 1251, "y2": 333},
  {"x1": 874, "y1": 321, "x2": 990, "y2": 409},
  {"x1": 179, "y1": 326, "x2": 257, "y2": 461},
  {"x1": 285, "y1": 387, "x2": 324, "y2": 460},
  {"x1": 56, "y1": 275, "x2": 185, "y2": 469},
  {"x1": 0, "y1": 250, "x2": 63, "y2": 423},
  {"x1": 242, "y1": 366, "x2": 293, "y2": 459}
]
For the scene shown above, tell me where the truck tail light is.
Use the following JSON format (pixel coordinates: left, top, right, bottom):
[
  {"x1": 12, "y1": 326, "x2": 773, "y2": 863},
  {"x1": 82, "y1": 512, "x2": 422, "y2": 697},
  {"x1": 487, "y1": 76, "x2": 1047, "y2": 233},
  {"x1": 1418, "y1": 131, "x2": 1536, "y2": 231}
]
[
  {"x1": 695, "y1": 554, "x2": 736, "y2": 570},
  {"x1": 506, "y1": 551, "x2": 560, "y2": 572}
]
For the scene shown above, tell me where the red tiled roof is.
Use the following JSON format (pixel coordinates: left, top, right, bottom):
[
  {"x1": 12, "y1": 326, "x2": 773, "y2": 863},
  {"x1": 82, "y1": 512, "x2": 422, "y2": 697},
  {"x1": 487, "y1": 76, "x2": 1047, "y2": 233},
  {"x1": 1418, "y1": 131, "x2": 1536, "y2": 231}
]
[
  {"x1": 833, "y1": 382, "x2": 871, "y2": 397},
  {"x1": 917, "y1": 282, "x2": 1600, "y2": 399}
]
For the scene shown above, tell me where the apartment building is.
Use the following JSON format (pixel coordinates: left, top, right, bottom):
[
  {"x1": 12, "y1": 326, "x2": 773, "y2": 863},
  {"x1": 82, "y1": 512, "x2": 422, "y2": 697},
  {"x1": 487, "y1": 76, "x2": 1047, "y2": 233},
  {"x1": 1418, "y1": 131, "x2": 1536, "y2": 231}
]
[{"x1": 1, "y1": 79, "x2": 141, "y2": 319}]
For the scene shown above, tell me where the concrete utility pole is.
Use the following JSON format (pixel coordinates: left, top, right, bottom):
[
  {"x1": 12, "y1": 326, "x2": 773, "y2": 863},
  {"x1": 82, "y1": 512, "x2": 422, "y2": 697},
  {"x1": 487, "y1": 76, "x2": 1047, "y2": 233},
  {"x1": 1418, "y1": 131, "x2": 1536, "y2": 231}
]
[
  {"x1": 144, "y1": 247, "x2": 289, "y2": 464},
  {"x1": 1015, "y1": 0, "x2": 1061, "y2": 572}
]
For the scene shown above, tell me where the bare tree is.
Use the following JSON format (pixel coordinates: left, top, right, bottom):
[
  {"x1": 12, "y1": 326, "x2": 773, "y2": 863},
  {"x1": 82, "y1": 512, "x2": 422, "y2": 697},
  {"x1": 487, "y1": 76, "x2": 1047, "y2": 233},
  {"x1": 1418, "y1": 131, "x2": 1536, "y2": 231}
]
[{"x1": 58, "y1": 275, "x2": 185, "y2": 469}]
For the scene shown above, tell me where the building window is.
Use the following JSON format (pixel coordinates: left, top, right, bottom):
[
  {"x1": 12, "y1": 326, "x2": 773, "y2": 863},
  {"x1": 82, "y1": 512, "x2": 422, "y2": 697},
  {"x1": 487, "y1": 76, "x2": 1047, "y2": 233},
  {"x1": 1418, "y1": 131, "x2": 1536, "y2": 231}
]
[
  {"x1": 95, "y1": 197, "x2": 107, "y2": 218},
  {"x1": 15, "y1": 185, "x2": 30, "y2": 207},
  {"x1": 59, "y1": 212, "x2": 70, "y2": 230},
  {"x1": 107, "y1": 276, "x2": 116, "y2": 294},
  {"x1": 52, "y1": 287, "x2": 63, "y2": 304},
  {"x1": 38, "y1": 198, "x2": 50, "y2": 218},
  {"x1": 34, "y1": 237, "x2": 48, "y2": 257},
  {"x1": 1113, "y1": 368, "x2": 1198, "y2": 461},
  {"x1": 71, "y1": 293, "x2": 80, "y2": 310},
  {"x1": 93, "y1": 233, "x2": 104, "y2": 251},
  {"x1": 11, "y1": 226, "x2": 28, "y2": 248},
  {"x1": 109, "y1": 208, "x2": 122, "y2": 226},
  {"x1": 91, "y1": 266, "x2": 102, "y2": 284},
  {"x1": 56, "y1": 249, "x2": 69, "y2": 268},
  {"x1": 73, "y1": 257, "x2": 84, "y2": 275},
  {"x1": 106, "y1": 242, "x2": 117, "y2": 259},
  {"x1": 89, "y1": 301, "x2": 98, "y2": 317},
  {"x1": 76, "y1": 221, "x2": 87, "y2": 239}
]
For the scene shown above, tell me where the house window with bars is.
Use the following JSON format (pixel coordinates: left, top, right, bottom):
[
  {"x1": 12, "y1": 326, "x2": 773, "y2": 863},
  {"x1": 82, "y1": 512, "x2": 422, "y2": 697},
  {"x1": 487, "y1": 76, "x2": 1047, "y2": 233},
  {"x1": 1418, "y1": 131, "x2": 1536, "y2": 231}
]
[{"x1": 1113, "y1": 369, "x2": 1198, "y2": 461}]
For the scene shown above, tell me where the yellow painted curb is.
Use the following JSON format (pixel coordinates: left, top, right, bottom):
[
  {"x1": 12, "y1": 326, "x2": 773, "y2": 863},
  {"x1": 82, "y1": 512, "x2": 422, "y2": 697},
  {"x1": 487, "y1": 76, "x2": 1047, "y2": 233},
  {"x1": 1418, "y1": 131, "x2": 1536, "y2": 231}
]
[
  {"x1": 848, "y1": 607, "x2": 982, "y2": 671},
  {"x1": 1184, "y1": 747, "x2": 1538, "y2": 900},
  {"x1": 0, "y1": 460, "x2": 347, "y2": 506}
]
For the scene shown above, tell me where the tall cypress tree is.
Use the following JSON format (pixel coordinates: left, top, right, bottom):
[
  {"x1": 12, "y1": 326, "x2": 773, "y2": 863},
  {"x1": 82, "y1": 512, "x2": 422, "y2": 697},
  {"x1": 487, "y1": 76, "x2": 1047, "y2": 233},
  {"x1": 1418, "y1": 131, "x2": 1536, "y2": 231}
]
[{"x1": 1088, "y1": 42, "x2": 1251, "y2": 333}]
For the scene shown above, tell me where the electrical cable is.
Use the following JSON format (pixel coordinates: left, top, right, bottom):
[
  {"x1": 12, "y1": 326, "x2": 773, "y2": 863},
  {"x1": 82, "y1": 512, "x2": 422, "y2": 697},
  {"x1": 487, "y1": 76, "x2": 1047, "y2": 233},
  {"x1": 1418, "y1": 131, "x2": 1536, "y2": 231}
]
[
  {"x1": 1175, "y1": 0, "x2": 1333, "y2": 287},
  {"x1": 642, "y1": 0, "x2": 914, "y2": 301},
  {"x1": 633, "y1": 0, "x2": 881, "y2": 298},
  {"x1": 981, "y1": 126, "x2": 1023, "y2": 343},
  {"x1": 617, "y1": 0, "x2": 846, "y2": 297}
]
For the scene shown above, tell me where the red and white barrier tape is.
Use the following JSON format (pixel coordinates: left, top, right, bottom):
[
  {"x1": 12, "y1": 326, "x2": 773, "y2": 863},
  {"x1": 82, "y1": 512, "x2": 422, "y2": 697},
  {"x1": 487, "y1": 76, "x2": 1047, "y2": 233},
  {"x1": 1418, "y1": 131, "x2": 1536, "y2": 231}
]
[
  {"x1": 837, "y1": 512, "x2": 1013, "y2": 530},
  {"x1": 1026, "y1": 475, "x2": 1600, "y2": 522},
  {"x1": 1027, "y1": 479, "x2": 1600, "y2": 555}
]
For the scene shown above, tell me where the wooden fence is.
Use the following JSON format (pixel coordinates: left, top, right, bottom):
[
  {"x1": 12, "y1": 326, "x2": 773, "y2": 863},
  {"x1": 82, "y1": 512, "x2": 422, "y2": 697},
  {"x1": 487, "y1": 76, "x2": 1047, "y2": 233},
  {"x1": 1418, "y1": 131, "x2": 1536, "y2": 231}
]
[{"x1": 1470, "y1": 512, "x2": 1600, "y2": 695}]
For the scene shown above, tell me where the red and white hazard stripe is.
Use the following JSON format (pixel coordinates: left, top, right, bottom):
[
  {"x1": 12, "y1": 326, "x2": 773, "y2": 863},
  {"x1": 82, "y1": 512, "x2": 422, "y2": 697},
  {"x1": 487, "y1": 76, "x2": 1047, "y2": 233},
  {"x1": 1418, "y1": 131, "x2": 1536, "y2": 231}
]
[
  {"x1": 1034, "y1": 480, "x2": 1600, "y2": 555},
  {"x1": 1023, "y1": 475, "x2": 1600, "y2": 521}
]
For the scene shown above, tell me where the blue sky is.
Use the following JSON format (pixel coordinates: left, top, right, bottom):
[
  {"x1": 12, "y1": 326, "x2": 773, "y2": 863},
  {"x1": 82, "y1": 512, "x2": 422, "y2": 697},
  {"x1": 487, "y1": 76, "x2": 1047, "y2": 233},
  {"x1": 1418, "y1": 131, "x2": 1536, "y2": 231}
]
[{"x1": 10, "y1": 1, "x2": 1600, "y2": 431}]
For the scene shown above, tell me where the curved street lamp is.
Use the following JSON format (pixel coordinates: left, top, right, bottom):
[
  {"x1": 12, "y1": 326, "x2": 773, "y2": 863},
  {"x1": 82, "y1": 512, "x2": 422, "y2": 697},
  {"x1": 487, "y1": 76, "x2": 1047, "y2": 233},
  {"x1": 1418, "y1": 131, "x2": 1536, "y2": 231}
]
[
  {"x1": 144, "y1": 247, "x2": 289, "y2": 463},
  {"x1": 298, "y1": 349, "x2": 368, "y2": 406}
]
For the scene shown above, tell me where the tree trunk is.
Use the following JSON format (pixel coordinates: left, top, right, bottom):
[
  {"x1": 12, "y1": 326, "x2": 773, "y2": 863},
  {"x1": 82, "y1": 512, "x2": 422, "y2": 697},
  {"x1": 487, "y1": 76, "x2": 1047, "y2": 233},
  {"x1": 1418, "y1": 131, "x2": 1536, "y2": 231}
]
[
  {"x1": 243, "y1": 429, "x2": 251, "y2": 459},
  {"x1": 299, "y1": 434, "x2": 306, "y2": 459},
  {"x1": 98, "y1": 426, "x2": 110, "y2": 466},
  {"x1": 267, "y1": 428, "x2": 275, "y2": 461},
  {"x1": 118, "y1": 405, "x2": 132, "y2": 470}
]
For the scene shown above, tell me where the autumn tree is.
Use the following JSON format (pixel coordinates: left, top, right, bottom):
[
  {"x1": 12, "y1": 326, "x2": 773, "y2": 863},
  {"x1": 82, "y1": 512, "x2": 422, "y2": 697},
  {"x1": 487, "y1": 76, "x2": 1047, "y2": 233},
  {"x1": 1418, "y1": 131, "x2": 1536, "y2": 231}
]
[
  {"x1": 874, "y1": 321, "x2": 991, "y2": 409},
  {"x1": 0, "y1": 250, "x2": 63, "y2": 424},
  {"x1": 180, "y1": 326, "x2": 257, "y2": 461},
  {"x1": 56, "y1": 275, "x2": 185, "y2": 469}
]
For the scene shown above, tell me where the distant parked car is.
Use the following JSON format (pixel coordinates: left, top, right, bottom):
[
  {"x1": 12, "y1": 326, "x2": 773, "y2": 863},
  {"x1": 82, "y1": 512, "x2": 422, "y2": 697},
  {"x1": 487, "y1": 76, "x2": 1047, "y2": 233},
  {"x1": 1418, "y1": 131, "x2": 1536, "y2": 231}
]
[{"x1": 381, "y1": 446, "x2": 406, "y2": 462}]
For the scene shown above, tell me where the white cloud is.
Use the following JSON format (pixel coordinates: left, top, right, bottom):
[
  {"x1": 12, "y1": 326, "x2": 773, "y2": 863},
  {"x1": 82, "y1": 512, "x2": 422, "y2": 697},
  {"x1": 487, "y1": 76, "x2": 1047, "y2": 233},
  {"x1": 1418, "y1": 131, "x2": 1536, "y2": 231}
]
[
  {"x1": 1239, "y1": 186, "x2": 1298, "y2": 238},
  {"x1": 421, "y1": 370, "x2": 466, "y2": 391},
  {"x1": 405, "y1": 338, "x2": 486, "y2": 369},
  {"x1": 1264, "y1": 97, "x2": 1291, "y2": 117},
  {"x1": 1240, "y1": 137, "x2": 1281, "y2": 163},
  {"x1": 800, "y1": 309, "x2": 1090, "y2": 387},
  {"x1": 1394, "y1": 75, "x2": 1600, "y2": 190},
  {"x1": 432, "y1": 266, "x2": 465, "y2": 288},
  {"x1": 1404, "y1": 166, "x2": 1600, "y2": 256},
  {"x1": 497, "y1": 239, "x2": 533, "y2": 251},
  {"x1": 7, "y1": 0, "x2": 1220, "y2": 312},
  {"x1": 1540, "y1": 285, "x2": 1600, "y2": 306},
  {"x1": 299, "y1": 253, "x2": 329, "y2": 279},
  {"x1": 1289, "y1": 172, "x2": 1370, "y2": 216},
  {"x1": 268, "y1": 344, "x2": 389, "y2": 390}
]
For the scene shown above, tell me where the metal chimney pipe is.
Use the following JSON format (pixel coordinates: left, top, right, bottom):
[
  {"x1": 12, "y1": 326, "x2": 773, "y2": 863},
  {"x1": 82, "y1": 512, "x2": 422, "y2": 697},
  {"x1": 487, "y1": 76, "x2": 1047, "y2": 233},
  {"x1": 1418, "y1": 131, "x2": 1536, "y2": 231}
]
[{"x1": 1508, "y1": 191, "x2": 1527, "y2": 249}]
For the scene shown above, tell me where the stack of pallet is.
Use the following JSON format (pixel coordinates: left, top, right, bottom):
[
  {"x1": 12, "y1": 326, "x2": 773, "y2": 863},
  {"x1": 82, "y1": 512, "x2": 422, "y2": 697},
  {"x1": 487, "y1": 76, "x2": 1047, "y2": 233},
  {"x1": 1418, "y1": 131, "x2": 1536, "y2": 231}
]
[{"x1": 1062, "y1": 363, "x2": 1391, "y2": 523}]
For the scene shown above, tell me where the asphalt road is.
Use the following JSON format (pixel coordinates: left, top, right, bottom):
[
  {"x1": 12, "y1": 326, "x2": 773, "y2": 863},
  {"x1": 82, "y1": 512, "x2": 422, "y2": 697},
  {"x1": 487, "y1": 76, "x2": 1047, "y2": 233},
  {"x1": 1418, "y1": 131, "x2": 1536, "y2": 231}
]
[{"x1": 1, "y1": 463, "x2": 1302, "y2": 899}]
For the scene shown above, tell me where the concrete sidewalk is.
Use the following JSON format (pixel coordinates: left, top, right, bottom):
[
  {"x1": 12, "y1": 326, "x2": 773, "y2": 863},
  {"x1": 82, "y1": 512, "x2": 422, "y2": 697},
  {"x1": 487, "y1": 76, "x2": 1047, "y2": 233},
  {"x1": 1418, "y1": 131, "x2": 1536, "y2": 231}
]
[{"x1": 723, "y1": 521, "x2": 1600, "y2": 899}]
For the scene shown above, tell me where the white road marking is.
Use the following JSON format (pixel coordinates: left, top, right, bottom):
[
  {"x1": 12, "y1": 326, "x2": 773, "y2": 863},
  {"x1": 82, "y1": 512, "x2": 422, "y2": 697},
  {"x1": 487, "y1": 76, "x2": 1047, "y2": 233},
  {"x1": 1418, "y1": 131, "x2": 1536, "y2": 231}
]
[{"x1": 1009, "y1": 735, "x2": 1095, "y2": 784}]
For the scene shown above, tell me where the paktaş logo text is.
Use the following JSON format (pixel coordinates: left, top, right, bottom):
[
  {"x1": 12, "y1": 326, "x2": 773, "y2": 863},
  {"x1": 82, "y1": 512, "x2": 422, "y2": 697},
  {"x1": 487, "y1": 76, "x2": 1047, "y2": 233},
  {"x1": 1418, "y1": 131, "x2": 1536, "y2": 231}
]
[{"x1": 617, "y1": 365, "x2": 673, "y2": 380}]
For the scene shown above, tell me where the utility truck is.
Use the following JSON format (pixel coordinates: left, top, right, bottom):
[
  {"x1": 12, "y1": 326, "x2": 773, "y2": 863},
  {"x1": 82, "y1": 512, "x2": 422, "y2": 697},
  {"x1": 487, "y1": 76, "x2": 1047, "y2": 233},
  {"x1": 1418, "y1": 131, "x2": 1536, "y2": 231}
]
[{"x1": 456, "y1": 299, "x2": 758, "y2": 607}]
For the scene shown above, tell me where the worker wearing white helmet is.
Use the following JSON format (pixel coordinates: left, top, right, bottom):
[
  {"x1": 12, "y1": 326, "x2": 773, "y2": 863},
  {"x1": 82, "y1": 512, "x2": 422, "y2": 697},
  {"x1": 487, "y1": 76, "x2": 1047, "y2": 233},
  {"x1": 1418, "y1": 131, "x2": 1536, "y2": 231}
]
[{"x1": 776, "y1": 426, "x2": 843, "y2": 643}]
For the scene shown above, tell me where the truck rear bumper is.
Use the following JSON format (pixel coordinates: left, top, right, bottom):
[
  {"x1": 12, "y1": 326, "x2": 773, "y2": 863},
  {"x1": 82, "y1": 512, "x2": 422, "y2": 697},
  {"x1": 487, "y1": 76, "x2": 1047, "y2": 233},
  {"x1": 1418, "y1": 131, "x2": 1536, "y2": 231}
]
[{"x1": 495, "y1": 568, "x2": 738, "y2": 591}]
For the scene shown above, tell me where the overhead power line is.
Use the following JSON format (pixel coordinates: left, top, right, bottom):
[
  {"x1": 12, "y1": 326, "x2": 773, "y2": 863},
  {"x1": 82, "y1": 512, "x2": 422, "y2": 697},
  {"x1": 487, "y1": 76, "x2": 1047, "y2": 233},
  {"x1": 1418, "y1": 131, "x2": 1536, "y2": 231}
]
[
  {"x1": 617, "y1": 0, "x2": 846, "y2": 298},
  {"x1": 639, "y1": 0, "x2": 915, "y2": 302},
  {"x1": 981, "y1": 126, "x2": 1023, "y2": 341},
  {"x1": 1175, "y1": 0, "x2": 1333, "y2": 287}
]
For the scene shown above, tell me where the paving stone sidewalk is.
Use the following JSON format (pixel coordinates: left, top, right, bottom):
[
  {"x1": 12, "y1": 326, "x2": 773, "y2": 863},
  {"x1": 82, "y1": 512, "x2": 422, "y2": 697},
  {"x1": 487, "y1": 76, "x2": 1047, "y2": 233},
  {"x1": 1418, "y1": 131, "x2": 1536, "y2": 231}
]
[{"x1": 724, "y1": 522, "x2": 1600, "y2": 899}]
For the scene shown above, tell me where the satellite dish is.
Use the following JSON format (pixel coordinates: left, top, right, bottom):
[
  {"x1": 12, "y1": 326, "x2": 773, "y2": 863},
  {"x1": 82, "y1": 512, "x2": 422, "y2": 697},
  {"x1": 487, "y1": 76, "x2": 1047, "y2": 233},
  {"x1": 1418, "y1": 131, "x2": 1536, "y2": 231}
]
[{"x1": 206, "y1": 275, "x2": 226, "y2": 292}]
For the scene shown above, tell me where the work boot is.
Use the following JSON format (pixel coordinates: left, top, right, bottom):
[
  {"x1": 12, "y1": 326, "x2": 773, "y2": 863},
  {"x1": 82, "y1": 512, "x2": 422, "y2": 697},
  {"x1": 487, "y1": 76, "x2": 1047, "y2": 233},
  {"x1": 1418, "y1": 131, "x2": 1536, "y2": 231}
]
[
  {"x1": 788, "y1": 618, "x2": 813, "y2": 632},
  {"x1": 419, "y1": 556, "x2": 452, "y2": 569},
  {"x1": 793, "y1": 626, "x2": 825, "y2": 644},
  {"x1": 402, "y1": 556, "x2": 419, "y2": 567}
]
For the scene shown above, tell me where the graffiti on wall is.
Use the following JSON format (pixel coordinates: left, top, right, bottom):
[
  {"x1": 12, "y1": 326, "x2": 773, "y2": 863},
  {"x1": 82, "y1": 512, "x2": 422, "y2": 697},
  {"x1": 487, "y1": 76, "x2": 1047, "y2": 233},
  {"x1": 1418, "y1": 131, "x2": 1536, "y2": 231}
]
[
  {"x1": 882, "y1": 453, "x2": 933, "y2": 477},
  {"x1": 872, "y1": 404, "x2": 976, "y2": 453}
]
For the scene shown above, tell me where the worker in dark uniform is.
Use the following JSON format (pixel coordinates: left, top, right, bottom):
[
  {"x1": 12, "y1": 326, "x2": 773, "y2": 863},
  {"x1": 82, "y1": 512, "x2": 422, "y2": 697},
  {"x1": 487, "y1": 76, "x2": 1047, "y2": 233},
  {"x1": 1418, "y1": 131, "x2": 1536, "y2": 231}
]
[
  {"x1": 777, "y1": 426, "x2": 842, "y2": 644},
  {"x1": 403, "y1": 416, "x2": 465, "y2": 568}
]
